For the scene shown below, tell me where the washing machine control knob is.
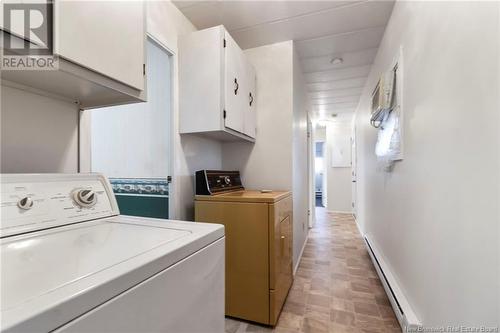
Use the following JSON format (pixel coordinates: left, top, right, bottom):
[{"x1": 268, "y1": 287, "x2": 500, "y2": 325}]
[
  {"x1": 224, "y1": 176, "x2": 231, "y2": 185},
  {"x1": 18, "y1": 197, "x2": 34, "y2": 210},
  {"x1": 73, "y1": 189, "x2": 97, "y2": 207}
]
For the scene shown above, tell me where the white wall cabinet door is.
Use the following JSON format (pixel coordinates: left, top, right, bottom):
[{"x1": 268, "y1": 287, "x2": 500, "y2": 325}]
[
  {"x1": 55, "y1": 1, "x2": 145, "y2": 91},
  {"x1": 179, "y1": 25, "x2": 256, "y2": 142},
  {"x1": 224, "y1": 32, "x2": 246, "y2": 134},
  {"x1": 244, "y1": 62, "x2": 257, "y2": 138}
]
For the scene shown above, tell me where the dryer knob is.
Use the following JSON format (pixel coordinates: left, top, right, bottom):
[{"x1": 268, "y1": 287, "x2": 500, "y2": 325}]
[
  {"x1": 74, "y1": 189, "x2": 97, "y2": 207},
  {"x1": 18, "y1": 197, "x2": 34, "y2": 210},
  {"x1": 224, "y1": 176, "x2": 231, "y2": 185}
]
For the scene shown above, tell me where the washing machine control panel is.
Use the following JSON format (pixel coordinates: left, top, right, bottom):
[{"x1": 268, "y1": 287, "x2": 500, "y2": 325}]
[
  {"x1": 17, "y1": 196, "x2": 34, "y2": 210},
  {"x1": 72, "y1": 189, "x2": 97, "y2": 207},
  {"x1": 0, "y1": 174, "x2": 119, "y2": 238}
]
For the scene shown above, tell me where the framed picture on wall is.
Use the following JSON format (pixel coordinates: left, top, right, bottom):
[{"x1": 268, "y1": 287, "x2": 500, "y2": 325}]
[{"x1": 331, "y1": 135, "x2": 351, "y2": 168}]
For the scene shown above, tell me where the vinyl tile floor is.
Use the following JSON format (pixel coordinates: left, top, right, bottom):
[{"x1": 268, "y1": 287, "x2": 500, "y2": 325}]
[{"x1": 225, "y1": 208, "x2": 401, "y2": 333}]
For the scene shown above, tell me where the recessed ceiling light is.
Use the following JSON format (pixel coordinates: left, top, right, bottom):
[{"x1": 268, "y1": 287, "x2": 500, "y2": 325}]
[{"x1": 330, "y1": 57, "x2": 343, "y2": 65}]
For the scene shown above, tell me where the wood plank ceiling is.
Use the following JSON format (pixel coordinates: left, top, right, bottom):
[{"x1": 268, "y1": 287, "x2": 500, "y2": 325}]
[{"x1": 173, "y1": 0, "x2": 395, "y2": 120}]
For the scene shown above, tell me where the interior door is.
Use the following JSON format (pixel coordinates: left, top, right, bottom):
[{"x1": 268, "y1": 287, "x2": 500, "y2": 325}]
[
  {"x1": 90, "y1": 38, "x2": 170, "y2": 179},
  {"x1": 89, "y1": 38, "x2": 172, "y2": 218},
  {"x1": 54, "y1": 1, "x2": 145, "y2": 90},
  {"x1": 244, "y1": 62, "x2": 257, "y2": 138},
  {"x1": 224, "y1": 32, "x2": 245, "y2": 134}
]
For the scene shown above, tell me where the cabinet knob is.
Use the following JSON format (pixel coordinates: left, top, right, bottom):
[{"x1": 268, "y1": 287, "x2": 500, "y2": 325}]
[
  {"x1": 281, "y1": 236, "x2": 285, "y2": 240},
  {"x1": 234, "y1": 78, "x2": 239, "y2": 95}
]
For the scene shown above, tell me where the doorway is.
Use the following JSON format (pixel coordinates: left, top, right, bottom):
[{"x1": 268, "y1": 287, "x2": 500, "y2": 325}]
[
  {"x1": 315, "y1": 141, "x2": 325, "y2": 207},
  {"x1": 88, "y1": 37, "x2": 173, "y2": 219},
  {"x1": 313, "y1": 123, "x2": 327, "y2": 209}
]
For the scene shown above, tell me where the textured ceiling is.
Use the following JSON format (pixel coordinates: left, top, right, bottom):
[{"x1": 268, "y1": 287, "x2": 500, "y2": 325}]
[{"x1": 173, "y1": 0, "x2": 395, "y2": 120}]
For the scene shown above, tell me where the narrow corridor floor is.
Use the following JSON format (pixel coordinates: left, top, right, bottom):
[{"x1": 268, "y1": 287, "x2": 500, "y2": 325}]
[{"x1": 225, "y1": 208, "x2": 401, "y2": 333}]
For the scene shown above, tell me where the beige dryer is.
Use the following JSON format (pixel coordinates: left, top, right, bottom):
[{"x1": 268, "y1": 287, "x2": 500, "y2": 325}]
[{"x1": 194, "y1": 171, "x2": 293, "y2": 326}]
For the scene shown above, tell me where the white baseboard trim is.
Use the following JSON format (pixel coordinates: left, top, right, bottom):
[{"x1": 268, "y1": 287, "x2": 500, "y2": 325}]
[
  {"x1": 363, "y1": 234, "x2": 421, "y2": 332},
  {"x1": 352, "y1": 214, "x2": 364, "y2": 240},
  {"x1": 326, "y1": 209, "x2": 353, "y2": 214},
  {"x1": 293, "y1": 229, "x2": 310, "y2": 275}
]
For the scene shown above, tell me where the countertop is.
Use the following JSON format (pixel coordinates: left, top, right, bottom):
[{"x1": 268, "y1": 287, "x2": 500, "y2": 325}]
[{"x1": 195, "y1": 190, "x2": 291, "y2": 203}]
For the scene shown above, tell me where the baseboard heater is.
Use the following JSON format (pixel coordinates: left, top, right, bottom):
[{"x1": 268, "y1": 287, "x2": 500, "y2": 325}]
[{"x1": 363, "y1": 236, "x2": 421, "y2": 332}]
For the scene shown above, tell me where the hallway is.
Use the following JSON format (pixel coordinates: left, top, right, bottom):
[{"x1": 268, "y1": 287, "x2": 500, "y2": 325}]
[{"x1": 225, "y1": 209, "x2": 400, "y2": 333}]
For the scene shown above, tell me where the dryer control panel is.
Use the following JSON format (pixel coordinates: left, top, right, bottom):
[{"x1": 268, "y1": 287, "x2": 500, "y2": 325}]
[
  {"x1": 0, "y1": 173, "x2": 119, "y2": 238},
  {"x1": 195, "y1": 170, "x2": 244, "y2": 195}
]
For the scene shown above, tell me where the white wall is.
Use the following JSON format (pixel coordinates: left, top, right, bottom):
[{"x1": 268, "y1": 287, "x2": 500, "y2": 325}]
[
  {"x1": 325, "y1": 122, "x2": 352, "y2": 213},
  {"x1": 292, "y1": 46, "x2": 309, "y2": 267},
  {"x1": 222, "y1": 41, "x2": 293, "y2": 190},
  {"x1": 1, "y1": 84, "x2": 79, "y2": 173},
  {"x1": 222, "y1": 40, "x2": 309, "y2": 268},
  {"x1": 355, "y1": 1, "x2": 499, "y2": 326},
  {"x1": 498, "y1": 3, "x2": 500, "y2": 323}
]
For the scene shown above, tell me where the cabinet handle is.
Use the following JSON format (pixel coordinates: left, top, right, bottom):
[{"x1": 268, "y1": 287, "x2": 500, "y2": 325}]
[
  {"x1": 234, "y1": 78, "x2": 239, "y2": 95},
  {"x1": 249, "y1": 92, "x2": 253, "y2": 106}
]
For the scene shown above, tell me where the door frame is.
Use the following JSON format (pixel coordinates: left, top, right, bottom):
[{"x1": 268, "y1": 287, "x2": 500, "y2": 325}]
[
  {"x1": 146, "y1": 34, "x2": 175, "y2": 219},
  {"x1": 351, "y1": 120, "x2": 357, "y2": 219},
  {"x1": 307, "y1": 114, "x2": 315, "y2": 228}
]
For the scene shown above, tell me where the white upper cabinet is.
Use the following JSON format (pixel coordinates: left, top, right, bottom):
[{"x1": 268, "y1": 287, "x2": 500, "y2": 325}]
[
  {"x1": 179, "y1": 25, "x2": 256, "y2": 142},
  {"x1": 54, "y1": 1, "x2": 144, "y2": 91},
  {"x1": 224, "y1": 32, "x2": 246, "y2": 134},
  {"x1": 1, "y1": 1, "x2": 146, "y2": 109}
]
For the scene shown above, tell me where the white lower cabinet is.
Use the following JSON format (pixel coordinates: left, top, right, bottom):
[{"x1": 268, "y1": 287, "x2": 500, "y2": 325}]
[{"x1": 179, "y1": 25, "x2": 256, "y2": 142}]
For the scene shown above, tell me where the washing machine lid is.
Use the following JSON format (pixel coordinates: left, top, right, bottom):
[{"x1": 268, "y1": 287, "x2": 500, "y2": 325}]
[{"x1": 1, "y1": 216, "x2": 224, "y2": 332}]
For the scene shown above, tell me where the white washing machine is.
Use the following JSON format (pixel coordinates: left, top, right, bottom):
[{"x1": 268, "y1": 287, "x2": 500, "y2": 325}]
[{"x1": 0, "y1": 173, "x2": 225, "y2": 333}]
